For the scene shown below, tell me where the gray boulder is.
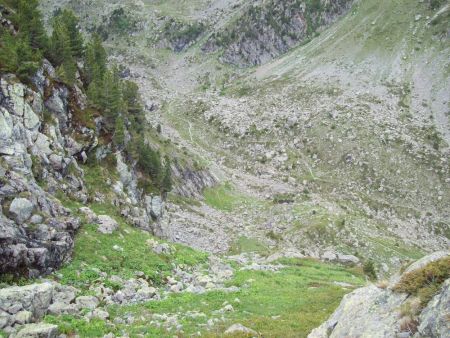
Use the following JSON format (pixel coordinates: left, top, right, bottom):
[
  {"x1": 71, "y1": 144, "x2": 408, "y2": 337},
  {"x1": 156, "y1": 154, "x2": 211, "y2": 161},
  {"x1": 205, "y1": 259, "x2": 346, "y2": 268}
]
[
  {"x1": 14, "y1": 323, "x2": 58, "y2": 338},
  {"x1": 97, "y1": 215, "x2": 119, "y2": 234},
  {"x1": 79, "y1": 207, "x2": 98, "y2": 223},
  {"x1": 308, "y1": 285, "x2": 408, "y2": 337},
  {"x1": 75, "y1": 296, "x2": 99, "y2": 310},
  {"x1": 309, "y1": 252, "x2": 450, "y2": 338},
  {"x1": 8, "y1": 198, "x2": 34, "y2": 224},
  {"x1": 224, "y1": 323, "x2": 258, "y2": 336},
  {"x1": 0, "y1": 283, "x2": 54, "y2": 321}
]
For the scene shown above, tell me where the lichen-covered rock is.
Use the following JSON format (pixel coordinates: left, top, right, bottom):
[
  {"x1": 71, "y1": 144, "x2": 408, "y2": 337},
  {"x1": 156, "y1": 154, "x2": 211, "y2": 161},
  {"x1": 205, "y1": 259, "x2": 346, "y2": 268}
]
[
  {"x1": 308, "y1": 285, "x2": 408, "y2": 337},
  {"x1": 416, "y1": 279, "x2": 450, "y2": 338},
  {"x1": 0, "y1": 283, "x2": 54, "y2": 321},
  {"x1": 97, "y1": 215, "x2": 119, "y2": 234},
  {"x1": 14, "y1": 323, "x2": 58, "y2": 338},
  {"x1": 8, "y1": 197, "x2": 34, "y2": 224},
  {"x1": 75, "y1": 296, "x2": 99, "y2": 310},
  {"x1": 0, "y1": 74, "x2": 83, "y2": 278},
  {"x1": 309, "y1": 252, "x2": 450, "y2": 338}
]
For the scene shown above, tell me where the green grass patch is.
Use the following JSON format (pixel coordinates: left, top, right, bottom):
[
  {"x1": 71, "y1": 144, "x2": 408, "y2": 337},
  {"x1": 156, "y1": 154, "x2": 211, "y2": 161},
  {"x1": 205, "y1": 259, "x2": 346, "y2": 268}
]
[
  {"x1": 107, "y1": 258, "x2": 364, "y2": 337},
  {"x1": 45, "y1": 315, "x2": 112, "y2": 337},
  {"x1": 203, "y1": 182, "x2": 256, "y2": 212},
  {"x1": 55, "y1": 211, "x2": 208, "y2": 290},
  {"x1": 229, "y1": 236, "x2": 269, "y2": 255}
]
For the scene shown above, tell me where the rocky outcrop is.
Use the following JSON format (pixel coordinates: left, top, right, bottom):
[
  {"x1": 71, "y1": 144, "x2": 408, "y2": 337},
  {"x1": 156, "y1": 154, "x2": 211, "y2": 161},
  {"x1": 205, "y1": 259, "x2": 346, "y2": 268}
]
[
  {"x1": 203, "y1": 0, "x2": 354, "y2": 66},
  {"x1": 0, "y1": 282, "x2": 75, "y2": 336},
  {"x1": 416, "y1": 279, "x2": 450, "y2": 337},
  {"x1": 172, "y1": 164, "x2": 217, "y2": 198},
  {"x1": 308, "y1": 252, "x2": 450, "y2": 338},
  {"x1": 0, "y1": 57, "x2": 171, "y2": 277},
  {"x1": 0, "y1": 68, "x2": 91, "y2": 277}
]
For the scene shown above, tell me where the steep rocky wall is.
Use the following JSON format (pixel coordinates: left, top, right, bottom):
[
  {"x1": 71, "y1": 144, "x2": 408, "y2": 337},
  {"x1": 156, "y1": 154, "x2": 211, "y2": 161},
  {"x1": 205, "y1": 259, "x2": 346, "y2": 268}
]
[
  {"x1": 0, "y1": 70, "x2": 88, "y2": 278},
  {"x1": 203, "y1": 0, "x2": 354, "y2": 66}
]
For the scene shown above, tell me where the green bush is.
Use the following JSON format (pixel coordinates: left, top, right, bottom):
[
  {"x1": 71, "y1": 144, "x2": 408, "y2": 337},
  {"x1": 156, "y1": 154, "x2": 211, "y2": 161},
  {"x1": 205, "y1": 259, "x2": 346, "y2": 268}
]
[
  {"x1": 363, "y1": 260, "x2": 377, "y2": 280},
  {"x1": 393, "y1": 257, "x2": 450, "y2": 305}
]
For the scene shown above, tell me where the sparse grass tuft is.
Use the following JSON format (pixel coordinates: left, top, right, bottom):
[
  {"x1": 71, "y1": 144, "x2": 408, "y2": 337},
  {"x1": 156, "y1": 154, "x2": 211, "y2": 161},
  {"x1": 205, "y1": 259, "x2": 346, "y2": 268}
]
[{"x1": 393, "y1": 257, "x2": 450, "y2": 305}]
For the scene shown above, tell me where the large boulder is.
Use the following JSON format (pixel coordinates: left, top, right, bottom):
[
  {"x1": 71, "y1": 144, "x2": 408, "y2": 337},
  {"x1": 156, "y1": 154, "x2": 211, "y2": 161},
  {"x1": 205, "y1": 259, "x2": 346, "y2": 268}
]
[
  {"x1": 97, "y1": 215, "x2": 119, "y2": 234},
  {"x1": 308, "y1": 252, "x2": 450, "y2": 338},
  {"x1": 14, "y1": 323, "x2": 58, "y2": 338},
  {"x1": 0, "y1": 283, "x2": 54, "y2": 321},
  {"x1": 308, "y1": 285, "x2": 408, "y2": 337},
  {"x1": 8, "y1": 198, "x2": 34, "y2": 224},
  {"x1": 224, "y1": 324, "x2": 258, "y2": 336}
]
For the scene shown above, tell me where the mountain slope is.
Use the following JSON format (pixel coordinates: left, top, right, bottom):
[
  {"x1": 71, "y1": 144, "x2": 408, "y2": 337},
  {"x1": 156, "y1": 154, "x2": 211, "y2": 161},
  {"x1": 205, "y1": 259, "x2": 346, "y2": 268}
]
[{"x1": 1, "y1": 0, "x2": 449, "y2": 337}]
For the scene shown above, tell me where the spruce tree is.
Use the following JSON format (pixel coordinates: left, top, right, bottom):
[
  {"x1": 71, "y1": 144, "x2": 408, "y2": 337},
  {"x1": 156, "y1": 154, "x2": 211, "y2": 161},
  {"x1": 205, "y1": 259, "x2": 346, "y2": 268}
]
[
  {"x1": 0, "y1": 30, "x2": 18, "y2": 73},
  {"x1": 113, "y1": 116, "x2": 126, "y2": 148},
  {"x1": 161, "y1": 157, "x2": 173, "y2": 193},
  {"x1": 57, "y1": 10, "x2": 84, "y2": 58},
  {"x1": 50, "y1": 21, "x2": 77, "y2": 85},
  {"x1": 84, "y1": 34, "x2": 107, "y2": 85},
  {"x1": 13, "y1": 0, "x2": 48, "y2": 51}
]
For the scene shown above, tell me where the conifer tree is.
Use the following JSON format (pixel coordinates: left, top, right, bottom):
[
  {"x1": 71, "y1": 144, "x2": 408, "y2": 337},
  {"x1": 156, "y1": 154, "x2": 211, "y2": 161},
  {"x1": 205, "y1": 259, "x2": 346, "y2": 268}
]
[
  {"x1": 113, "y1": 116, "x2": 126, "y2": 148},
  {"x1": 0, "y1": 30, "x2": 18, "y2": 73},
  {"x1": 50, "y1": 21, "x2": 77, "y2": 85},
  {"x1": 161, "y1": 157, "x2": 173, "y2": 193},
  {"x1": 84, "y1": 34, "x2": 107, "y2": 85},
  {"x1": 56, "y1": 10, "x2": 84, "y2": 58},
  {"x1": 13, "y1": 0, "x2": 48, "y2": 51}
]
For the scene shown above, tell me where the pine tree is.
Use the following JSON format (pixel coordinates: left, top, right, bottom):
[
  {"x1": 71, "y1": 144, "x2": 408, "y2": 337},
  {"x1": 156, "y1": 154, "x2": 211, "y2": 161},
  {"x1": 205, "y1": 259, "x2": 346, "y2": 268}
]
[
  {"x1": 50, "y1": 21, "x2": 77, "y2": 85},
  {"x1": 0, "y1": 30, "x2": 18, "y2": 73},
  {"x1": 84, "y1": 34, "x2": 107, "y2": 85},
  {"x1": 13, "y1": 0, "x2": 48, "y2": 51},
  {"x1": 52, "y1": 10, "x2": 84, "y2": 58},
  {"x1": 137, "y1": 141, "x2": 162, "y2": 184},
  {"x1": 161, "y1": 157, "x2": 173, "y2": 193},
  {"x1": 49, "y1": 21, "x2": 71, "y2": 65},
  {"x1": 113, "y1": 115, "x2": 126, "y2": 148},
  {"x1": 16, "y1": 38, "x2": 41, "y2": 80},
  {"x1": 122, "y1": 80, "x2": 142, "y2": 115}
]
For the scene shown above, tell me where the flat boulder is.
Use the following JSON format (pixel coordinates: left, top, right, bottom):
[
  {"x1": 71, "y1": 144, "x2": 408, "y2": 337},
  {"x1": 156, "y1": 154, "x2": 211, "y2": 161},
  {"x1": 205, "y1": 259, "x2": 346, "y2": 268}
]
[
  {"x1": 97, "y1": 215, "x2": 118, "y2": 234},
  {"x1": 224, "y1": 323, "x2": 258, "y2": 336},
  {"x1": 15, "y1": 323, "x2": 58, "y2": 338}
]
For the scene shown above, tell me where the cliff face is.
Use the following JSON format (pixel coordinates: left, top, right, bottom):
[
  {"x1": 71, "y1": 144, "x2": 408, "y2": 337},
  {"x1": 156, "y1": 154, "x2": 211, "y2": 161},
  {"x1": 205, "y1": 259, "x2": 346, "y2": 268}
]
[
  {"x1": 203, "y1": 0, "x2": 354, "y2": 66},
  {"x1": 0, "y1": 72, "x2": 82, "y2": 277}
]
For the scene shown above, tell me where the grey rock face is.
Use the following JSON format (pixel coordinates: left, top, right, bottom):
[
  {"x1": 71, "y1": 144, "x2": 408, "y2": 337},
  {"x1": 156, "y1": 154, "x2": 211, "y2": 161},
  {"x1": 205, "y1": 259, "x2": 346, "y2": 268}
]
[
  {"x1": 309, "y1": 252, "x2": 450, "y2": 338},
  {"x1": 172, "y1": 164, "x2": 217, "y2": 198},
  {"x1": 8, "y1": 198, "x2": 34, "y2": 224},
  {"x1": 0, "y1": 74, "x2": 84, "y2": 277},
  {"x1": 416, "y1": 279, "x2": 450, "y2": 338},
  {"x1": 203, "y1": 0, "x2": 354, "y2": 67},
  {"x1": 44, "y1": 86, "x2": 69, "y2": 131}
]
